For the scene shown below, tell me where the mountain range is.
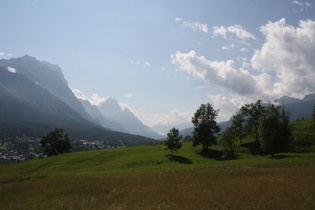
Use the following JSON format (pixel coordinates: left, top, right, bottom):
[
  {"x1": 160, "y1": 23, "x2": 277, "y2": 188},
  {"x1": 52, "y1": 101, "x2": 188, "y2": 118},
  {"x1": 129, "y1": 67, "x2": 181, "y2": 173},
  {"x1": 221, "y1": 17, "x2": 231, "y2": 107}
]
[
  {"x1": 0, "y1": 55, "x2": 314, "y2": 144},
  {"x1": 80, "y1": 97, "x2": 163, "y2": 139},
  {"x1": 0, "y1": 55, "x2": 159, "y2": 146},
  {"x1": 274, "y1": 94, "x2": 315, "y2": 121}
]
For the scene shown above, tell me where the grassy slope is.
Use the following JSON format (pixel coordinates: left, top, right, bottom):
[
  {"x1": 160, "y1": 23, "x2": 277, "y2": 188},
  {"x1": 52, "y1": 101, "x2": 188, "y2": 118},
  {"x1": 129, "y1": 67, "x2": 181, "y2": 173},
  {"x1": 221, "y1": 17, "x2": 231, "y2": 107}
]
[{"x1": 1, "y1": 119, "x2": 315, "y2": 209}]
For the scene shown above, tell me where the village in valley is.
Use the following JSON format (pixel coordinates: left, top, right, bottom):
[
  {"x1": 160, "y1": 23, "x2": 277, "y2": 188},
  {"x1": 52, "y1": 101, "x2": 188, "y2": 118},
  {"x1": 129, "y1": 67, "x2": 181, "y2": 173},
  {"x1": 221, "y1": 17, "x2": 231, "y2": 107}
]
[{"x1": 0, "y1": 138, "x2": 125, "y2": 163}]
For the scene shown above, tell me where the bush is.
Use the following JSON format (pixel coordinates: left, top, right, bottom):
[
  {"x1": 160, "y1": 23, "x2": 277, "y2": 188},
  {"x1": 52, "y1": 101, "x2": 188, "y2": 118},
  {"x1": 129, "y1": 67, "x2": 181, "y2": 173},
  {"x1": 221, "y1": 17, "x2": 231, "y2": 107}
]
[
  {"x1": 218, "y1": 127, "x2": 237, "y2": 160},
  {"x1": 292, "y1": 134, "x2": 315, "y2": 147}
]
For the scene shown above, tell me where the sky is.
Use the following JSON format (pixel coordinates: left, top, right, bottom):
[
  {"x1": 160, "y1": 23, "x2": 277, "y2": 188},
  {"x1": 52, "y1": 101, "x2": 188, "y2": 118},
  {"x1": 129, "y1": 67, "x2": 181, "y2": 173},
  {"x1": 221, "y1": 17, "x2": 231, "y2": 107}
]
[{"x1": 1, "y1": 0, "x2": 315, "y2": 133}]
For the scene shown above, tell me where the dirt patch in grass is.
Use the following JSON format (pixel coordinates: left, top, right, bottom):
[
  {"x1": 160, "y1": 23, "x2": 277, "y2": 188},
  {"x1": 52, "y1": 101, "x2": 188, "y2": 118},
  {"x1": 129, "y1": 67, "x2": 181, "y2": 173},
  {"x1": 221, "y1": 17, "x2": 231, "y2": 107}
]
[{"x1": 0, "y1": 163, "x2": 18, "y2": 169}]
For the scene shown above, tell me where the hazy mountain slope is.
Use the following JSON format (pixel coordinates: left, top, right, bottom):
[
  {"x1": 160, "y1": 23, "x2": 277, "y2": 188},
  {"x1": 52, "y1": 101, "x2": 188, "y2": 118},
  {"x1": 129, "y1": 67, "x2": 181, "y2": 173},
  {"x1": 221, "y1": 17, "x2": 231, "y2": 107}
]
[
  {"x1": 0, "y1": 55, "x2": 166, "y2": 139},
  {"x1": 274, "y1": 94, "x2": 315, "y2": 121},
  {"x1": 80, "y1": 99, "x2": 126, "y2": 132},
  {"x1": 0, "y1": 67, "x2": 153, "y2": 145},
  {"x1": 98, "y1": 98, "x2": 164, "y2": 139},
  {"x1": 0, "y1": 55, "x2": 96, "y2": 124},
  {"x1": 0, "y1": 67, "x2": 95, "y2": 136}
]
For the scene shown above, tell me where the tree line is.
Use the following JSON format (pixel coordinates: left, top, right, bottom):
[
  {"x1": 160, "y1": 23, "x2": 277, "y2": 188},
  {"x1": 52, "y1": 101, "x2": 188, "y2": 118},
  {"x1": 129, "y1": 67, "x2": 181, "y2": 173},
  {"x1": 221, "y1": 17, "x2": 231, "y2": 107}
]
[
  {"x1": 164, "y1": 100, "x2": 295, "y2": 159},
  {"x1": 40, "y1": 102, "x2": 315, "y2": 158}
]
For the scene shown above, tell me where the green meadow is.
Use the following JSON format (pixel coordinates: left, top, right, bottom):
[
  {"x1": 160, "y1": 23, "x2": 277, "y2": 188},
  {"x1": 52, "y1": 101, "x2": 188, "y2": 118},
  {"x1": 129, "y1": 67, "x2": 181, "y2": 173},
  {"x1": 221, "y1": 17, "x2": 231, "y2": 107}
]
[{"x1": 1, "y1": 119, "x2": 315, "y2": 209}]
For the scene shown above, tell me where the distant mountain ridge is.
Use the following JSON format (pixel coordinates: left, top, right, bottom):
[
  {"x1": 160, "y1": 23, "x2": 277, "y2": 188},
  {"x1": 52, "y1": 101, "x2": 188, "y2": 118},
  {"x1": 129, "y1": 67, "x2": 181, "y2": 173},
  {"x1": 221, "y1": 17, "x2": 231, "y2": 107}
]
[
  {"x1": 81, "y1": 97, "x2": 164, "y2": 139},
  {"x1": 0, "y1": 55, "x2": 162, "y2": 140},
  {"x1": 0, "y1": 65, "x2": 155, "y2": 146},
  {"x1": 1, "y1": 55, "x2": 313, "y2": 142},
  {"x1": 79, "y1": 99, "x2": 126, "y2": 133},
  {"x1": 274, "y1": 93, "x2": 315, "y2": 121}
]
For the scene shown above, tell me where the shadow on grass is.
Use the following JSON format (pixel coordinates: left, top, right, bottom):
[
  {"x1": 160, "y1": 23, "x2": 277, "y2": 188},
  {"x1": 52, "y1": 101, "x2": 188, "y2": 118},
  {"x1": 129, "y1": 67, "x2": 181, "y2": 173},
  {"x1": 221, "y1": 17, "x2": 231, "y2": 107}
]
[
  {"x1": 165, "y1": 155, "x2": 192, "y2": 164},
  {"x1": 242, "y1": 142, "x2": 261, "y2": 155},
  {"x1": 196, "y1": 149, "x2": 222, "y2": 161},
  {"x1": 269, "y1": 154, "x2": 296, "y2": 159}
]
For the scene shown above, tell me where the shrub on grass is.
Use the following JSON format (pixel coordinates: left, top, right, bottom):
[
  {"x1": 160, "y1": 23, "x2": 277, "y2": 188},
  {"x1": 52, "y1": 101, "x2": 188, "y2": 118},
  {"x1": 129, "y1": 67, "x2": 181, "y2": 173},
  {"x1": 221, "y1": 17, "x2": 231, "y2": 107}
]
[
  {"x1": 258, "y1": 104, "x2": 292, "y2": 157},
  {"x1": 218, "y1": 127, "x2": 237, "y2": 159}
]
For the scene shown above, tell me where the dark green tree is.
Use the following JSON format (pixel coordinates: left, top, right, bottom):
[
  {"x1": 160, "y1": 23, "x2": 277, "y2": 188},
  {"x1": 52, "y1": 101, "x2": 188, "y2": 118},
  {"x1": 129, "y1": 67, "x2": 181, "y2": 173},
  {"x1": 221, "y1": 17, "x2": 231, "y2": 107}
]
[
  {"x1": 192, "y1": 103, "x2": 221, "y2": 152},
  {"x1": 182, "y1": 135, "x2": 192, "y2": 142},
  {"x1": 312, "y1": 106, "x2": 315, "y2": 120},
  {"x1": 231, "y1": 110, "x2": 247, "y2": 146},
  {"x1": 240, "y1": 100, "x2": 266, "y2": 144},
  {"x1": 258, "y1": 104, "x2": 292, "y2": 157},
  {"x1": 164, "y1": 128, "x2": 182, "y2": 156},
  {"x1": 40, "y1": 128, "x2": 72, "y2": 156},
  {"x1": 218, "y1": 126, "x2": 237, "y2": 159}
]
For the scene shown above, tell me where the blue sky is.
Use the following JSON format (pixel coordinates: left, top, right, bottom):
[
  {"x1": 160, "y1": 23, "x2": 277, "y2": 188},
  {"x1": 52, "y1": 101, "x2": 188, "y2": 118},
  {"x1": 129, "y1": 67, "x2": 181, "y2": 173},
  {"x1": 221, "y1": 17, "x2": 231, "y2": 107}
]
[{"x1": 1, "y1": 0, "x2": 315, "y2": 133}]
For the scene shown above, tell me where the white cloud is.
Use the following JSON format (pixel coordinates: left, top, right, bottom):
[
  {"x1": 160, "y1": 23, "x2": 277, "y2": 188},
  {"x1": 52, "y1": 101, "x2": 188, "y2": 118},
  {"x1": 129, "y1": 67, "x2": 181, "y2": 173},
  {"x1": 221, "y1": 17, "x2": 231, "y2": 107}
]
[
  {"x1": 171, "y1": 18, "x2": 315, "y2": 120},
  {"x1": 90, "y1": 94, "x2": 106, "y2": 106},
  {"x1": 208, "y1": 94, "x2": 259, "y2": 122},
  {"x1": 240, "y1": 48, "x2": 247, "y2": 52},
  {"x1": 173, "y1": 18, "x2": 315, "y2": 100},
  {"x1": 175, "y1": 17, "x2": 183, "y2": 23},
  {"x1": 0, "y1": 52, "x2": 12, "y2": 57},
  {"x1": 118, "y1": 102, "x2": 130, "y2": 111},
  {"x1": 194, "y1": 85, "x2": 208, "y2": 89},
  {"x1": 154, "y1": 110, "x2": 192, "y2": 127},
  {"x1": 293, "y1": 0, "x2": 304, "y2": 6},
  {"x1": 242, "y1": 62, "x2": 251, "y2": 68},
  {"x1": 130, "y1": 60, "x2": 140, "y2": 65},
  {"x1": 72, "y1": 89, "x2": 89, "y2": 100},
  {"x1": 124, "y1": 94, "x2": 134, "y2": 98},
  {"x1": 251, "y1": 18, "x2": 315, "y2": 98},
  {"x1": 175, "y1": 17, "x2": 209, "y2": 33},
  {"x1": 7, "y1": 66, "x2": 16, "y2": 73},
  {"x1": 208, "y1": 94, "x2": 238, "y2": 121},
  {"x1": 213, "y1": 24, "x2": 256, "y2": 40},
  {"x1": 171, "y1": 50, "x2": 271, "y2": 98},
  {"x1": 222, "y1": 44, "x2": 236, "y2": 51},
  {"x1": 120, "y1": 103, "x2": 192, "y2": 128},
  {"x1": 237, "y1": 56, "x2": 247, "y2": 62},
  {"x1": 72, "y1": 89, "x2": 107, "y2": 106},
  {"x1": 131, "y1": 60, "x2": 151, "y2": 67},
  {"x1": 292, "y1": 0, "x2": 311, "y2": 8}
]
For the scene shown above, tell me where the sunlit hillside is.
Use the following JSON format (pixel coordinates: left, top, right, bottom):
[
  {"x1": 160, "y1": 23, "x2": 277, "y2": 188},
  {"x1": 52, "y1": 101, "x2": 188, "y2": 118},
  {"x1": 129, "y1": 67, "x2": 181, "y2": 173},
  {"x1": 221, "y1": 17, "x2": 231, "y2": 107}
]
[{"x1": 1, "y1": 119, "x2": 315, "y2": 209}]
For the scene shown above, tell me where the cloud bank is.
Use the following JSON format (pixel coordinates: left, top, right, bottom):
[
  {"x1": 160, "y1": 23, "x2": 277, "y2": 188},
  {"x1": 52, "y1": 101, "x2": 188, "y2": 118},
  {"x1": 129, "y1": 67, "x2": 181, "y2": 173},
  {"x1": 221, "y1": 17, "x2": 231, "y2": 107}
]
[
  {"x1": 117, "y1": 102, "x2": 191, "y2": 128},
  {"x1": 172, "y1": 18, "x2": 315, "y2": 120},
  {"x1": 251, "y1": 18, "x2": 315, "y2": 98},
  {"x1": 171, "y1": 50, "x2": 271, "y2": 99}
]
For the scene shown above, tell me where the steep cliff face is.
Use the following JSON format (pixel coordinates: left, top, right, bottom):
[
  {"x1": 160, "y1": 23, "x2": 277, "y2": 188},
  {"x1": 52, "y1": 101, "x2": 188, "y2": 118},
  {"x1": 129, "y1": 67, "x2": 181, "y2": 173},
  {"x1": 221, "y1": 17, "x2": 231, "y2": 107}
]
[{"x1": 0, "y1": 55, "x2": 96, "y2": 124}]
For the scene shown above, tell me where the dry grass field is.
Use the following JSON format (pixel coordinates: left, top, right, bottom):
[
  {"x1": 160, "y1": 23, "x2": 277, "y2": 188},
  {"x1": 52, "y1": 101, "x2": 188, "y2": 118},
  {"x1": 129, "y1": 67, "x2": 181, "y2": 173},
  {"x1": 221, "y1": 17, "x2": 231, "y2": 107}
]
[{"x1": 1, "y1": 163, "x2": 314, "y2": 209}]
